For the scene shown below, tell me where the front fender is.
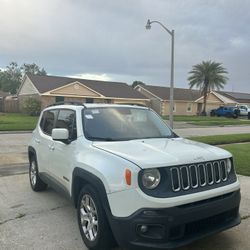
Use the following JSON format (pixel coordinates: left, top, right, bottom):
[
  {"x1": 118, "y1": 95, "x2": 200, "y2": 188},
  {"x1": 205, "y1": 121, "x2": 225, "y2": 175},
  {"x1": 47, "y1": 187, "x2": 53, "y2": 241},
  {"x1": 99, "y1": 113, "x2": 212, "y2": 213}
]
[{"x1": 75, "y1": 145, "x2": 140, "y2": 194}]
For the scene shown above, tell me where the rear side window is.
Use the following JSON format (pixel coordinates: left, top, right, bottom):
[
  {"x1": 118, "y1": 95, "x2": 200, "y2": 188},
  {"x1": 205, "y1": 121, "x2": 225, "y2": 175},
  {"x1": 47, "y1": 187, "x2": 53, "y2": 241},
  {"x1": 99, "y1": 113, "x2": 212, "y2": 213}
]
[
  {"x1": 40, "y1": 110, "x2": 58, "y2": 135},
  {"x1": 55, "y1": 109, "x2": 77, "y2": 141}
]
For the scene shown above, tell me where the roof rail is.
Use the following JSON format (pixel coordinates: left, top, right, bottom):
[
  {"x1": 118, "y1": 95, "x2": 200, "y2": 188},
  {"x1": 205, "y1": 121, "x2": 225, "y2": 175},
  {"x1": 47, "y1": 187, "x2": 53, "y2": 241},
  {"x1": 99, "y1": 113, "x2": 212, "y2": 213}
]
[{"x1": 46, "y1": 101, "x2": 86, "y2": 108}]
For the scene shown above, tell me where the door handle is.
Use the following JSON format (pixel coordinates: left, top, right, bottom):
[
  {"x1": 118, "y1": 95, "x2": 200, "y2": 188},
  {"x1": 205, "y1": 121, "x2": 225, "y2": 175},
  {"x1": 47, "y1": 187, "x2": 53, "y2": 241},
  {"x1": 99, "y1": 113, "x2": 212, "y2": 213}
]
[
  {"x1": 35, "y1": 138, "x2": 40, "y2": 144},
  {"x1": 48, "y1": 145, "x2": 55, "y2": 151}
]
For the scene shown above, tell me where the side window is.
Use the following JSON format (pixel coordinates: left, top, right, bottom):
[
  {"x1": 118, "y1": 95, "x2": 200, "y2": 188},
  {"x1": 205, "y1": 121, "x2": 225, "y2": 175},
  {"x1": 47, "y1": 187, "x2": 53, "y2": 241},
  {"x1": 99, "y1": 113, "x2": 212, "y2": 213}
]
[
  {"x1": 41, "y1": 110, "x2": 58, "y2": 136},
  {"x1": 55, "y1": 109, "x2": 77, "y2": 141},
  {"x1": 39, "y1": 112, "x2": 46, "y2": 129}
]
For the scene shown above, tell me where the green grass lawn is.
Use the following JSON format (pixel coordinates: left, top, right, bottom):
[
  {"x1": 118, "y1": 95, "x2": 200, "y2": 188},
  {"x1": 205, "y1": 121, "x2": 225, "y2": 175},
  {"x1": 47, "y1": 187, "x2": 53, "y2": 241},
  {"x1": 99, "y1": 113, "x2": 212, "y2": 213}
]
[
  {"x1": 163, "y1": 115, "x2": 250, "y2": 126},
  {"x1": 220, "y1": 143, "x2": 250, "y2": 176},
  {"x1": 0, "y1": 113, "x2": 38, "y2": 131},
  {"x1": 189, "y1": 134, "x2": 250, "y2": 176}
]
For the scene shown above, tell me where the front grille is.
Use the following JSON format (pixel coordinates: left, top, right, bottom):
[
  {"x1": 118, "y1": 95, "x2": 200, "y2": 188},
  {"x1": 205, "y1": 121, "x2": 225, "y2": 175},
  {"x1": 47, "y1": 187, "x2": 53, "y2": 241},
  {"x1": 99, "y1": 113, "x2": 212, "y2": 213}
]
[{"x1": 170, "y1": 160, "x2": 228, "y2": 192}]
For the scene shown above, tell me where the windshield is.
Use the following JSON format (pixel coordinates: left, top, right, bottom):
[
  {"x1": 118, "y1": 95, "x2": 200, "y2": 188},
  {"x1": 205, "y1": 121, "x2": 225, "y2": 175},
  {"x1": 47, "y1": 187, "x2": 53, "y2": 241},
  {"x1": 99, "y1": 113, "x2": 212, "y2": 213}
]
[{"x1": 82, "y1": 107, "x2": 173, "y2": 141}]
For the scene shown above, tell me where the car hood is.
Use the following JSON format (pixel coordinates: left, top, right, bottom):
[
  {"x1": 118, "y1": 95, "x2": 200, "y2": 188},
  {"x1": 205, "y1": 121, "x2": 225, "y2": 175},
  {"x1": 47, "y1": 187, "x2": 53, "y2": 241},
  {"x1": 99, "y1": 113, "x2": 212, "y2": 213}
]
[{"x1": 92, "y1": 138, "x2": 231, "y2": 169}]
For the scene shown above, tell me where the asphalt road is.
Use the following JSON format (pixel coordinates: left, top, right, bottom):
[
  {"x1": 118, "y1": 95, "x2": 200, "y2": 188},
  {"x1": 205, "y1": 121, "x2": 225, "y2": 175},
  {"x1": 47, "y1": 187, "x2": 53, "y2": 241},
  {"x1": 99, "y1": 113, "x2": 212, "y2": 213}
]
[
  {"x1": 0, "y1": 171, "x2": 250, "y2": 250},
  {"x1": 1, "y1": 125, "x2": 250, "y2": 166},
  {"x1": 175, "y1": 125, "x2": 250, "y2": 137}
]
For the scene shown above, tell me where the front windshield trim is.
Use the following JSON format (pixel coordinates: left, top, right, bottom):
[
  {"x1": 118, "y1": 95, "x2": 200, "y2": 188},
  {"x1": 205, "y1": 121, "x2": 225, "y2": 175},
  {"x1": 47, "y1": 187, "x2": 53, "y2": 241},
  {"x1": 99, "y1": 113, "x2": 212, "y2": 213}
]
[{"x1": 82, "y1": 107, "x2": 176, "y2": 142}]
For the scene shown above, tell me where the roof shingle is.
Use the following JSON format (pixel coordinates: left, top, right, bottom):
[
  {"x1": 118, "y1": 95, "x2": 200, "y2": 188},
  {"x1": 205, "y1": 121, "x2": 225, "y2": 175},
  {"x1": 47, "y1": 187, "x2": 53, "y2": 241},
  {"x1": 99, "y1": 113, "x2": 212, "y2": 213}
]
[
  {"x1": 26, "y1": 73, "x2": 147, "y2": 99},
  {"x1": 217, "y1": 91, "x2": 250, "y2": 103},
  {"x1": 140, "y1": 85, "x2": 201, "y2": 101}
]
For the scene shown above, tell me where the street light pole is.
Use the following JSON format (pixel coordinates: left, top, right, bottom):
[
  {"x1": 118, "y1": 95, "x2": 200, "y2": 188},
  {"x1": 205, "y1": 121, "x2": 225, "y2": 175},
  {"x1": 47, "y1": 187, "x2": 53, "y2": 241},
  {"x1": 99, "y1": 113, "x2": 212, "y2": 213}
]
[{"x1": 146, "y1": 19, "x2": 175, "y2": 129}]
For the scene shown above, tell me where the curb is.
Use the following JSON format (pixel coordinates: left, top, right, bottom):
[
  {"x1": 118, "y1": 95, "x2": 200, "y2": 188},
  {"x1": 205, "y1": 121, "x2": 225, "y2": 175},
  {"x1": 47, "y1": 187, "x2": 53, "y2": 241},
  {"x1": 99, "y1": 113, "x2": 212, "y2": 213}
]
[{"x1": 0, "y1": 131, "x2": 32, "y2": 134}]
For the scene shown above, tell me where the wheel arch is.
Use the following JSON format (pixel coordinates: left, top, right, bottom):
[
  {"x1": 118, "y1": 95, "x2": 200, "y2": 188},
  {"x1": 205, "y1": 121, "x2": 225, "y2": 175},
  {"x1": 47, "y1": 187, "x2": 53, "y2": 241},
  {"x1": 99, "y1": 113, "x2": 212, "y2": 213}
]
[
  {"x1": 71, "y1": 167, "x2": 111, "y2": 214},
  {"x1": 28, "y1": 146, "x2": 37, "y2": 163}
]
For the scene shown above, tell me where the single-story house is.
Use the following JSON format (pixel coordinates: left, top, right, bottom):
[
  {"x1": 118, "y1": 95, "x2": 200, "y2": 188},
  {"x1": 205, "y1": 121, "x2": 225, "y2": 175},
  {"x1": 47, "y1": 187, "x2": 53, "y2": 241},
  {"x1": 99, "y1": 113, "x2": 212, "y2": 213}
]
[
  {"x1": 18, "y1": 74, "x2": 149, "y2": 109},
  {"x1": 135, "y1": 85, "x2": 250, "y2": 115},
  {"x1": 195, "y1": 91, "x2": 250, "y2": 113},
  {"x1": 134, "y1": 85, "x2": 201, "y2": 115}
]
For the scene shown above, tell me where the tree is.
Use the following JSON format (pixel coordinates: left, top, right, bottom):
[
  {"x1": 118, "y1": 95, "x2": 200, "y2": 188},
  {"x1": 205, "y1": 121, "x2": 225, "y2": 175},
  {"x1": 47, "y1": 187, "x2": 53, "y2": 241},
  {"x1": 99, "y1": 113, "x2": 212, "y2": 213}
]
[
  {"x1": 22, "y1": 63, "x2": 47, "y2": 76},
  {"x1": 188, "y1": 60, "x2": 228, "y2": 115},
  {"x1": 0, "y1": 62, "x2": 47, "y2": 94},
  {"x1": 0, "y1": 62, "x2": 22, "y2": 94},
  {"x1": 132, "y1": 81, "x2": 145, "y2": 88}
]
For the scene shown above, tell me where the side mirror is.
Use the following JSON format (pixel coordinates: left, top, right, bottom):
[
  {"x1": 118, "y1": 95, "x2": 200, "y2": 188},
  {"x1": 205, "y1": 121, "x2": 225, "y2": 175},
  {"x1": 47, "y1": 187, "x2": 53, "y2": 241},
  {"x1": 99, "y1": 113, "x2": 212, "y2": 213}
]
[{"x1": 52, "y1": 128, "x2": 70, "y2": 144}]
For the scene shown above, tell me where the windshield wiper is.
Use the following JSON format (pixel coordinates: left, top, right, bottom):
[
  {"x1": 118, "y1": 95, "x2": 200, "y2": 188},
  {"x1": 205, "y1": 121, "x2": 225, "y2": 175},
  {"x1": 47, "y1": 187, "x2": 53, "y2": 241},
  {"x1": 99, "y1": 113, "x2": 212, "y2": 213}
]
[
  {"x1": 88, "y1": 137, "x2": 116, "y2": 141},
  {"x1": 139, "y1": 135, "x2": 174, "y2": 139},
  {"x1": 88, "y1": 137, "x2": 128, "y2": 141}
]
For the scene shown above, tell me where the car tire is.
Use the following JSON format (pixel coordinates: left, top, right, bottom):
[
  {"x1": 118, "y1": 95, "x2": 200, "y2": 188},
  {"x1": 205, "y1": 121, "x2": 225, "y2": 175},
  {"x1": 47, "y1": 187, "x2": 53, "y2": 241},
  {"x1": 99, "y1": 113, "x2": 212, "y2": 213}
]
[
  {"x1": 29, "y1": 157, "x2": 47, "y2": 191},
  {"x1": 77, "y1": 185, "x2": 116, "y2": 250}
]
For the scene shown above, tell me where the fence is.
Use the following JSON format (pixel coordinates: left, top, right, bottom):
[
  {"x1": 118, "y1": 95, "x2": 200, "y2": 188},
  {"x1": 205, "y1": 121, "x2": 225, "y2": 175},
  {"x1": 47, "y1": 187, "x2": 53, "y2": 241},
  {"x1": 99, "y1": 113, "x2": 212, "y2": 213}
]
[
  {"x1": 3, "y1": 98, "x2": 19, "y2": 113},
  {"x1": 0, "y1": 98, "x2": 3, "y2": 112}
]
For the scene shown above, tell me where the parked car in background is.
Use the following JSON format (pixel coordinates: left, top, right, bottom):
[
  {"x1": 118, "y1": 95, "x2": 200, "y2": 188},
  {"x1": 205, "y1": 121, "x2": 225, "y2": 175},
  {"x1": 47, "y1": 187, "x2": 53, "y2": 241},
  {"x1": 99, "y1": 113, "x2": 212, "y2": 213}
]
[
  {"x1": 210, "y1": 106, "x2": 240, "y2": 118},
  {"x1": 237, "y1": 105, "x2": 250, "y2": 116}
]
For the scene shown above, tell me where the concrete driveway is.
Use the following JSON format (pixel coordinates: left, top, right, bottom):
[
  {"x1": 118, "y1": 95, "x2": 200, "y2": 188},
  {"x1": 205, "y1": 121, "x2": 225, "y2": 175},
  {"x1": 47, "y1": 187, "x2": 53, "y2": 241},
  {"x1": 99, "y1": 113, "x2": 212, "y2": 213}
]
[{"x1": 0, "y1": 172, "x2": 250, "y2": 250}]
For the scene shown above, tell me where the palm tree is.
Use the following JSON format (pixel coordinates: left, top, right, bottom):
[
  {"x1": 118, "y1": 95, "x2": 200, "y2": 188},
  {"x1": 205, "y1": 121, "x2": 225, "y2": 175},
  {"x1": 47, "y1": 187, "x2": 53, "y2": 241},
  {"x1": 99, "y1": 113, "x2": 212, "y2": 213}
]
[{"x1": 188, "y1": 60, "x2": 228, "y2": 115}]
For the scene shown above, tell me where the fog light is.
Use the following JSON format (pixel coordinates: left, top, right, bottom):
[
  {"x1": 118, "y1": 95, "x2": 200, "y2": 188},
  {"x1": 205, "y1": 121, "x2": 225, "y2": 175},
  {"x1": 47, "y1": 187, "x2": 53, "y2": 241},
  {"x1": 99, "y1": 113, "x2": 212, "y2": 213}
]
[
  {"x1": 137, "y1": 224, "x2": 165, "y2": 239},
  {"x1": 140, "y1": 225, "x2": 148, "y2": 233}
]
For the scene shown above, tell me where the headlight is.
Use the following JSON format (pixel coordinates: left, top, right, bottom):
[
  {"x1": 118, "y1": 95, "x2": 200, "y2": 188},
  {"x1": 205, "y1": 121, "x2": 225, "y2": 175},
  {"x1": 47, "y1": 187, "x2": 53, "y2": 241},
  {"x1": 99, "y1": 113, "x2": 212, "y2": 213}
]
[
  {"x1": 142, "y1": 169, "x2": 161, "y2": 189},
  {"x1": 227, "y1": 158, "x2": 232, "y2": 173}
]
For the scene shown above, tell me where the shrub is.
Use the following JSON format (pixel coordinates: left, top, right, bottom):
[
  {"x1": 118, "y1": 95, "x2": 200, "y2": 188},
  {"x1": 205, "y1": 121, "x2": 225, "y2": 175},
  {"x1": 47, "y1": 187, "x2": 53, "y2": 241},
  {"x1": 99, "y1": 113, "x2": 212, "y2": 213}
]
[{"x1": 22, "y1": 97, "x2": 41, "y2": 116}]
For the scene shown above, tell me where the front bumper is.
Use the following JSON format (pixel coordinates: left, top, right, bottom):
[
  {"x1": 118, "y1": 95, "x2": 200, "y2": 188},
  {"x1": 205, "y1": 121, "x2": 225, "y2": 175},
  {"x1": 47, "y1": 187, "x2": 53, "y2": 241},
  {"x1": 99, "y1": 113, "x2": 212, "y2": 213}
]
[{"x1": 109, "y1": 190, "x2": 241, "y2": 250}]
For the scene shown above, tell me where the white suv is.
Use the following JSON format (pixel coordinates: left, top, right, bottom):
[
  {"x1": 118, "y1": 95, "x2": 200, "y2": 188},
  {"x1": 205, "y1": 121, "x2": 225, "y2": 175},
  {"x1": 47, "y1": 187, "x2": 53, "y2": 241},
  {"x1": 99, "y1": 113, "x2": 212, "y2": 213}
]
[
  {"x1": 237, "y1": 105, "x2": 250, "y2": 116},
  {"x1": 28, "y1": 103, "x2": 241, "y2": 250}
]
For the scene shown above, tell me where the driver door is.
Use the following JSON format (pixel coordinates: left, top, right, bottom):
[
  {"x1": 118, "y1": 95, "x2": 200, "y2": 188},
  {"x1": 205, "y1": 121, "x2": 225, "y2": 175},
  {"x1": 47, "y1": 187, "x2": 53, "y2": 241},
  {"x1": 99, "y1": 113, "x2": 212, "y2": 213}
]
[{"x1": 50, "y1": 109, "x2": 77, "y2": 193}]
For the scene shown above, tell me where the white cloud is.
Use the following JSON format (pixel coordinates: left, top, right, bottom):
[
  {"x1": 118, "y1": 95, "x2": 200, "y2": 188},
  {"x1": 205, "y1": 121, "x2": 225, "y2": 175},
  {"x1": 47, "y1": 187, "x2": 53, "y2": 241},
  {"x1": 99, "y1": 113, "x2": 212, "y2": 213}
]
[
  {"x1": 67, "y1": 73, "x2": 112, "y2": 82},
  {"x1": 0, "y1": 0, "x2": 249, "y2": 92},
  {"x1": 229, "y1": 37, "x2": 247, "y2": 48}
]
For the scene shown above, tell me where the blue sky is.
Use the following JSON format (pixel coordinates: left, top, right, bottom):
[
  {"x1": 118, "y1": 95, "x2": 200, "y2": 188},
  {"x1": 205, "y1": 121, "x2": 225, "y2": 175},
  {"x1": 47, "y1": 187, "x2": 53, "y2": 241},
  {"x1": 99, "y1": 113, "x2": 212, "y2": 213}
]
[{"x1": 0, "y1": 0, "x2": 249, "y2": 92}]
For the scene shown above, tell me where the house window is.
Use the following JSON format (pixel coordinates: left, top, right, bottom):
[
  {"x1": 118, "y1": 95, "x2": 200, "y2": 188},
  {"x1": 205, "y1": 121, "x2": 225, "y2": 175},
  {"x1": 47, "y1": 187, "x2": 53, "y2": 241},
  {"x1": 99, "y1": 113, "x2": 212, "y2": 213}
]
[
  {"x1": 55, "y1": 96, "x2": 64, "y2": 103},
  {"x1": 86, "y1": 98, "x2": 94, "y2": 103},
  {"x1": 187, "y1": 103, "x2": 192, "y2": 112}
]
